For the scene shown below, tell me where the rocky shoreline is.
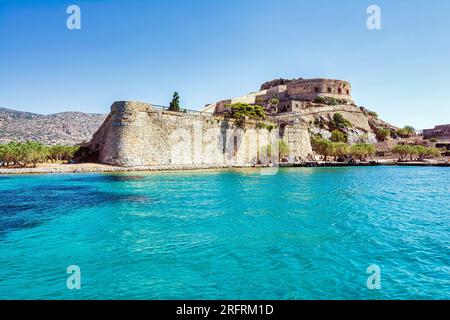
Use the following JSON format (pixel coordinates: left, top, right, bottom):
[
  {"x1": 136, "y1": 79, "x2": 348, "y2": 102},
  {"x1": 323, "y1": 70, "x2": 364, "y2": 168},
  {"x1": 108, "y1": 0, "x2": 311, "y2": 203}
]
[
  {"x1": 0, "y1": 163, "x2": 234, "y2": 175},
  {"x1": 0, "y1": 160, "x2": 448, "y2": 175},
  {"x1": 281, "y1": 160, "x2": 450, "y2": 167}
]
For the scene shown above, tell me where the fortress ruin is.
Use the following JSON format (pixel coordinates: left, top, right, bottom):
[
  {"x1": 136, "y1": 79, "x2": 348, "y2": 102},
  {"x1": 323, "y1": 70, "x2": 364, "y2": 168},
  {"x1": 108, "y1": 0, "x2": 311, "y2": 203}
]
[
  {"x1": 204, "y1": 78, "x2": 353, "y2": 115},
  {"x1": 88, "y1": 101, "x2": 312, "y2": 167},
  {"x1": 87, "y1": 77, "x2": 377, "y2": 167}
]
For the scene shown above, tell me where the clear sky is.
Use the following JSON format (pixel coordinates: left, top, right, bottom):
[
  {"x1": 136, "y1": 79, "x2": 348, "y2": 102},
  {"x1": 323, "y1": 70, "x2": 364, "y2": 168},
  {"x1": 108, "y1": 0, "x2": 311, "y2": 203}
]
[{"x1": 0, "y1": 0, "x2": 449, "y2": 129}]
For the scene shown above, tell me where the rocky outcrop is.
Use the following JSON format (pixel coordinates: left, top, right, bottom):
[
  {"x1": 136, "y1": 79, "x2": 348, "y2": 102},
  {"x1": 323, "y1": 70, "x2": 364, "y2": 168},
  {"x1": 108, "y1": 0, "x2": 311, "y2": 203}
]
[
  {"x1": 298, "y1": 104, "x2": 379, "y2": 143},
  {"x1": 363, "y1": 110, "x2": 400, "y2": 139},
  {"x1": 300, "y1": 104, "x2": 371, "y2": 131}
]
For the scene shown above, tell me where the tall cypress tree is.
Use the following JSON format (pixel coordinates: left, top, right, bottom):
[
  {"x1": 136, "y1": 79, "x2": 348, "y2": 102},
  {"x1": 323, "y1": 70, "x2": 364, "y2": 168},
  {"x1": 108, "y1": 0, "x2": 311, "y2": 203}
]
[{"x1": 168, "y1": 91, "x2": 180, "y2": 112}]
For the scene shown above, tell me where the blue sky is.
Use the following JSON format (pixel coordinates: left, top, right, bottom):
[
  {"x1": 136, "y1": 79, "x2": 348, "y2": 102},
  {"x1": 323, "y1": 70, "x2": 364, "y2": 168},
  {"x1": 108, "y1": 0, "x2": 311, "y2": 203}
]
[{"x1": 0, "y1": 0, "x2": 449, "y2": 129}]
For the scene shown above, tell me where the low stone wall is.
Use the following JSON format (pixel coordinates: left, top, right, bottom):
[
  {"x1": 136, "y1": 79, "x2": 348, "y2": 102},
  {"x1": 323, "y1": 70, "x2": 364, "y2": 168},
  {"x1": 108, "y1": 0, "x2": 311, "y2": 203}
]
[{"x1": 89, "y1": 101, "x2": 313, "y2": 167}]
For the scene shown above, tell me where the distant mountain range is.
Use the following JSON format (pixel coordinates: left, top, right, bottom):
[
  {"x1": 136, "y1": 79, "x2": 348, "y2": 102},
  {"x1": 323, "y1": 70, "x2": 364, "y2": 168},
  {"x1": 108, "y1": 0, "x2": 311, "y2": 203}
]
[{"x1": 0, "y1": 107, "x2": 107, "y2": 146}]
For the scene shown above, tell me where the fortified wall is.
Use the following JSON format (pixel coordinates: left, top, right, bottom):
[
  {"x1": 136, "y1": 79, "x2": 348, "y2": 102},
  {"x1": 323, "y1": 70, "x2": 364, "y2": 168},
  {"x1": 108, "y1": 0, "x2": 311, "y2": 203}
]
[
  {"x1": 208, "y1": 78, "x2": 353, "y2": 115},
  {"x1": 89, "y1": 101, "x2": 312, "y2": 167},
  {"x1": 260, "y1": 78, "x2": 351, "y2": 98},
  {"x1": 423, "y1": 124, "x2": 450, "y2": 140},
  {"x1": 284, "y1": 78, "x2": 352, "y2": 102}
]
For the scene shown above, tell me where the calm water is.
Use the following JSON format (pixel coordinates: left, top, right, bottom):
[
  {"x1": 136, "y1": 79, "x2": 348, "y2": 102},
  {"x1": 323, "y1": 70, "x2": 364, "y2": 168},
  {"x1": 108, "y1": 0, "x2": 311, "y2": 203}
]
[{"x1": 0, "y1": 167, "x2": 449, "y2": 299}]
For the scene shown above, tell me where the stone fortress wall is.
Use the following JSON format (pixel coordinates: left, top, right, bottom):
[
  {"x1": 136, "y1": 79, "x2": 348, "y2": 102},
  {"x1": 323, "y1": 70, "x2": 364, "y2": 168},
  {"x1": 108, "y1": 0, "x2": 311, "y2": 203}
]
[
  {"x1": 285, "y1": 78, "x2": 352, "y2": 102},
  {"x1": 89, "y1": 101, "x2": 312, "y2": 167},
  {"x1": 200, "y1": 76, "x2": 379, "y2": 146},
  {"x1": 423, "y1": 124, "x2": 450, "y2": 140},
  {"x1": 208, "y1": 78, "x2": 353, "y2": 115},
  {"x1": 87, "y1": 77, "x2": 377, "y2": 168}
]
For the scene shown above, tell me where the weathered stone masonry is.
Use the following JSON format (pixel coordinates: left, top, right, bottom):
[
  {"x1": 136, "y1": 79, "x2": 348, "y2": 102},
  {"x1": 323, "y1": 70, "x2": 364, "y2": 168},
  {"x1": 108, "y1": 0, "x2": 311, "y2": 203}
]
[
  {"x1": 89, "y1": 101, "x2": 312, "y2": 167},
  {"x1": 207, "y1": 78, "x2": 353, "y2": 115}
]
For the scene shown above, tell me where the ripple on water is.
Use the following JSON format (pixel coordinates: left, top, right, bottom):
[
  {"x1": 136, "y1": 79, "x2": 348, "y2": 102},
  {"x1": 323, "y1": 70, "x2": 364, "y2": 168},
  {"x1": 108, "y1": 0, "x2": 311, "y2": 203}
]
[{"x1": 0, "y1": 167, "x2": 448, "y2": 299}]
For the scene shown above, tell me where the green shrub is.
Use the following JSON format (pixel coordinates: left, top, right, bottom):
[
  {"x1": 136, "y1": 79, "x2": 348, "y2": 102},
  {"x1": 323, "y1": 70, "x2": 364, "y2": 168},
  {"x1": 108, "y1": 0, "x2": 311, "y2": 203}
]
[
  {"x1": 330, "y1": 129, "x2": 347, "y2": 143},
  {"x1": 260, "y1": 140, "x2": 290, "y2": 160},
  {"x1": 278, "y1": 140, "x2": 290, "y2": 158},
  {"x1": 0, "y1": 141, "x2": 48, "y2": 167},
  {"x1": 392, "y1": 144, "x2": 441, "y2": 161},
  {"x1": 314, "y1": 96, "x2": 347, "y2": 106},
  {"x1": 270, "y1": 97, "x2": 280, "y2": 105},
  {"x1": 314, "y1": 96, "x2": 326, "y2": 104},
  {"x1": 48, "y1": 145, "x2": 80, "y2": 162},
  {"x1": 397, "y1": 129, "x2": 406, "y2": 137},
  {"x1": 426, "y1": 147, "x2": 442, "y2": 158},
  {"x1": 313, "y1": 118, "x2": 326, "y2": 129},
  {"x1": 256, "y1": 121, "x2": 277, "y2": 131},
  {"x1": 404, "y1": 126, "x2": 416, "y2": 134},
  {"x1": 413, "y1": 145, "x2": 441, "y2": 160},
  {"x1": 397, "y1": 126, "x2": 416, "y2": 138},
  {"x1": 311, "y1": 136, "x2": 375, "y2": 162},
  {"x1": 376, "y1": 128, "x2": 390, "y2": 141},
  {"x1": 392, "y1": 144, "x2": 414, "y2": 160},
  {"x1": 0, "y1": 142, "x2": 19, "y2": 166},
  {"x1": 311, "y1": 136, "x2": 334, "y2": 161},
  {"x1": 260, "y1": 144, "x2": 272, "y2": 158},
  {"x1": 350, "y1": 143, "x2": 375, "y2": 161},
  {"x1": 367, "y1": 110, "x2": 378, "y2": 118},
  {"x1": 227, "y1": 103, "x2": 267, "y2": 127},
  {"x1": 331, "y1": 142, "x2": 350, "y2": 160},
  {"x1": 332, "y1": 113, "x2": 352, "y2": 129}
]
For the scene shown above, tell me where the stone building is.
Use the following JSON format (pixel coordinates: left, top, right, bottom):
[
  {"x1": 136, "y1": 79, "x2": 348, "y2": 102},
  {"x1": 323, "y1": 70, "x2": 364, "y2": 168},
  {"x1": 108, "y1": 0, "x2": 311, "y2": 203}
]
[
  {"x1": 422, "y1": 124, "x2": 450, "y2": 140},
  {"x1": 205, "y1": 78, "x2": 353, "y2": 115}
]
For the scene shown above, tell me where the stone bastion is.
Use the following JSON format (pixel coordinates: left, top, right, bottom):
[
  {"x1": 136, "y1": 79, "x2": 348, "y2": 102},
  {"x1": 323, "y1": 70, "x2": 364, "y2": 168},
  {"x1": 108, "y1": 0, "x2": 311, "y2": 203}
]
[
  {"x1": 260, "y1": 78, "x2": 352, "y2": 100},
  {"x1": 87, "y1": 101, "x2": 313, "y2": 167}
]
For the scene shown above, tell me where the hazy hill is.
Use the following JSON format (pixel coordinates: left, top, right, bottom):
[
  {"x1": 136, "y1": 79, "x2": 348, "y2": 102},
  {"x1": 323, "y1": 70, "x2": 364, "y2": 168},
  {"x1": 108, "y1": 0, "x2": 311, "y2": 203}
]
[{"x1": 0, "y1": 107, "x2": 106, "y2": 146}]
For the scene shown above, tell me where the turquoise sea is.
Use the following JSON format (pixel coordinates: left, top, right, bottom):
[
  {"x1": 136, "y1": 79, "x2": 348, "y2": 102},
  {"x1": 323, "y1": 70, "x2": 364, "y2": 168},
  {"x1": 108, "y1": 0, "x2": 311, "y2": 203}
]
[{"x1": 0, "y1": 166, "x2": 449, "y2": 299}]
